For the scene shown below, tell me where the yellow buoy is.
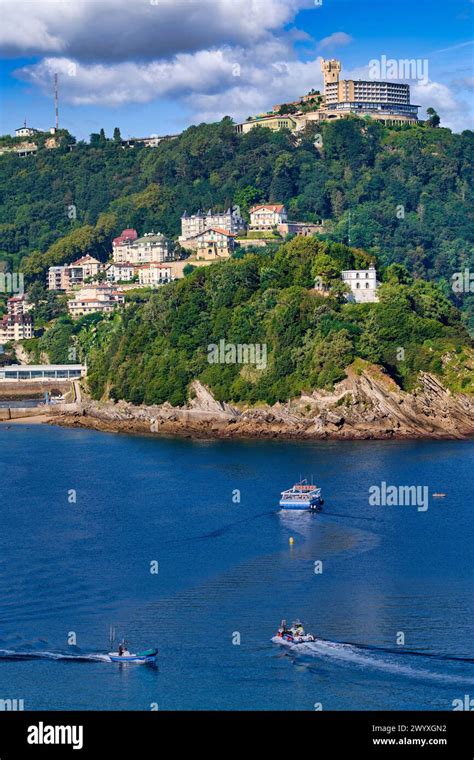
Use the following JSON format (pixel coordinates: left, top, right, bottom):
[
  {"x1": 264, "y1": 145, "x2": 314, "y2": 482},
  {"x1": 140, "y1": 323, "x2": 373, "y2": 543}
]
[{"x1": 289, "y1": 536, "x2": 294, "y2": 545}]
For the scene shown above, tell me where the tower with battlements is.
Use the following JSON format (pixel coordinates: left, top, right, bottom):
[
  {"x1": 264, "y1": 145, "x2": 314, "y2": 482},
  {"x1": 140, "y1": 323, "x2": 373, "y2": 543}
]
[{"x1": 320, "y1": 59, "x2": 342, "y2": 91}]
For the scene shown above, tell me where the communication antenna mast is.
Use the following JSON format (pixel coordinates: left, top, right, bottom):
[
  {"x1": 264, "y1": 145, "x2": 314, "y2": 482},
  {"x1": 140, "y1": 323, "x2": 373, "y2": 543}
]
[{"x1": 54, "y1": 73, "x2": 59, "y2": 130}]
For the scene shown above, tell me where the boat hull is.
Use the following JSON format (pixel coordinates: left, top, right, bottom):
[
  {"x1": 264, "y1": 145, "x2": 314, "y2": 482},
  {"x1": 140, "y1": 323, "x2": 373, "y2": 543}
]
[
  {"x1": 108, "y1": 648, "x2": 158, "y2": 664},
  {"x1": 279, "y1": 499, "x2": 323, "y2": 511},
  {"x1": 279, "y1": 504, "x2": 322, "y2": 510},
  {"x1": 272, "y1": 635, "x2": 317, "y2": 646}
]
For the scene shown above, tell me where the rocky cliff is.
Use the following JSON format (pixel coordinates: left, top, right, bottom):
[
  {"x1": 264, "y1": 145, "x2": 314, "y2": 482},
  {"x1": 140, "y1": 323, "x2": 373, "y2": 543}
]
[{"x1": 53, "y1": 363, "x2": 474, "y2": 440}]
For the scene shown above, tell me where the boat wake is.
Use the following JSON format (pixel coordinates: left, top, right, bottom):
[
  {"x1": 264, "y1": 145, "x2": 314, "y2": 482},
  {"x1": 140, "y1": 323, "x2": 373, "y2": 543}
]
[
  {"x1": 272, "y1": 637, "x2": 474, "y2": 684},
  {"x1": 0, "y1": 648, "x2": 110, "y2": 663}
]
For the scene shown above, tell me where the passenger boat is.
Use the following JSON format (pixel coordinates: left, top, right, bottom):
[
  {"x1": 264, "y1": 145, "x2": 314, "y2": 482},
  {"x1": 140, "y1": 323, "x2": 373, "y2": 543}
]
[{"x1": 279, "y1": 480, "x2": 323, "y2": 511}]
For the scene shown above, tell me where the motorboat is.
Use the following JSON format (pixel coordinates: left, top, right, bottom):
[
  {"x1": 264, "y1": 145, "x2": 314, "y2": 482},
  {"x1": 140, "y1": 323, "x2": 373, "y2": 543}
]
[{"x1": 273, "y1": 619, "x2": 317, "y2": 645}]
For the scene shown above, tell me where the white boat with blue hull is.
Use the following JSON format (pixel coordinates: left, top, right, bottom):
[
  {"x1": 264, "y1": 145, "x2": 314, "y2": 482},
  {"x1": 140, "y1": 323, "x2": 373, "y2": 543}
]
[
  {"x1": 107, "y1": 628, "x2": 158, "y2": 664},
  {"x1": 279, "y1": 480, "x2": 324, "y2": 511},
  {"x1": 108, "y1": 648, "x2": 158, "y2": 664}
]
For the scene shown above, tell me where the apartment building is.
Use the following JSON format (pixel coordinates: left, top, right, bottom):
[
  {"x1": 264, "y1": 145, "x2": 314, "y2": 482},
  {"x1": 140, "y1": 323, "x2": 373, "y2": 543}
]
[
  {"x1": 112, "y1": 229, "x2": 139, "y2": 262},
  {"x1": 137, "y1": 263, "x2": 173, "y2": 287},
  {"x1": 48, "y1": 255, "x2": 103, "y2": 291},
  {"x1": 48, "y1": 266, "x2": 70, "y2": 291},
  {"x1": 0, "y1": 295, "x2": 34, "y2": 342},
  {"x1": 112, "y1": 230, "x2": 170, "y2": 264},
  {"x1": 7, "y1": 295, "x2": 33, "y2": 317},
  {"x1": 68, "y1": 255, "x2": 103, "y2": 286},
  {"x1": 106, "y1": 263, "x2": 138, "y2": 283},
  {"x1": 68, "y1": 284, "x2": 125, "y2": 317},
  {"x1": 0, "y1": 314, "x2": 33, "y2": 342}
]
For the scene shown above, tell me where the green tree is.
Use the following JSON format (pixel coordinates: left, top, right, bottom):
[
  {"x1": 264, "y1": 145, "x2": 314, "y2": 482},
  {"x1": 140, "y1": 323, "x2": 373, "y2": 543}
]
[{"x1": 426, "y1": 108, "x2": 440, "y2": 128}]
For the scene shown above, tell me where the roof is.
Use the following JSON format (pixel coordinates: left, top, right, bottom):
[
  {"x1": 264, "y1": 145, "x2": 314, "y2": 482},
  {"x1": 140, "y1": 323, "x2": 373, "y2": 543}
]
[
  {"x1": 70, "y1": 255, "x2": 101, "y2": 266},
  {"x1": 113, "y1": 228, "x2": 138, "y2": 245},
  {"x1": 135, "y1": 234, "x2": 166, "y2": 244},
  {"x1": 3, "y1": 364, "x2": 84, "y2": 371},
  {"x1": 249, "y1": 204, "x2": 286, "y2": 213},
  {"x1": 137, "y1": 263, "x2": 171, "y2": 269},
  {"x1": 195, "y1": 227, "x2": 236, "y2": 238}
]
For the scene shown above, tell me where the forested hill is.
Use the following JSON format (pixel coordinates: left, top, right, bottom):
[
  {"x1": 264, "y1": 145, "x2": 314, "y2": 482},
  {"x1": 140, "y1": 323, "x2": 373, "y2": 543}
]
[
  {"x1": 85, "y1": 238, "x2": 473, "y2": 407},
  {"x1": 0, "y1": 118, "x2": 473, "y2": 297}
]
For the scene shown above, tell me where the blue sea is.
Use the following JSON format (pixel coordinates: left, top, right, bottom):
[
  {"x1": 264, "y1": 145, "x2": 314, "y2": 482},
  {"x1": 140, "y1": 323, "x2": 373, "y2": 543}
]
[{"x1": 0, "y1": 425, "x2": 472, "y2": 710}]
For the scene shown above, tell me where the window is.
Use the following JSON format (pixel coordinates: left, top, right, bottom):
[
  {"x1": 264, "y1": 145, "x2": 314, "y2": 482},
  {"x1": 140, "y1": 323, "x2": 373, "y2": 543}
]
[{"x1": 356, "y1": 283, "x2": 360, "y2": 289}]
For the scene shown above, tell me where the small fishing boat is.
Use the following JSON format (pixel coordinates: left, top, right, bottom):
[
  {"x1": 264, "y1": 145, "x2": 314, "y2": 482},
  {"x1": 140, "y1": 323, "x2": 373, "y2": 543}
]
[
  {"x1": 108, "y1": 647, "x2": 158, "y2": 664},
  {"x1": 279, "y1": 480, "x2": 324, "y2": 511},
  {"x1": 107, "y1": 627, "x2": 157, "y2": 664}
]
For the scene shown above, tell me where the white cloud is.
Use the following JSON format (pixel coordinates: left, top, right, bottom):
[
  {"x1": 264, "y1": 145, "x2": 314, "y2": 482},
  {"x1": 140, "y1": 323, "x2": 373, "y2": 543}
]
[
  {"x1": 318, "y1": 32, "x2": 353, "y2": 51},
  {"x1": 412, "y1": 80, "x2": 473, "y2": 132},
  {"x1": 1, "y1": 0, "x2": 311, "y2": 60},
  {"x1": 15, "y1": 45, "x2": 324, "y2": 116}
]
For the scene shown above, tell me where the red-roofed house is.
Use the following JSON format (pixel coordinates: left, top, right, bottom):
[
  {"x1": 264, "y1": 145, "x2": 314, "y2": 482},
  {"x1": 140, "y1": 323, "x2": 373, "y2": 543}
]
[
  {"x1": 113, "y1": 228, "x2": 138, "y2": 245},
  {"x1": 249, "y1": 204, "x2": 287, "y2": 230},
  {"x1": 112, "y1": 229, "x2": 139, "y2": 262},
  {"x1": 194, "y1": 228, "x2": 236, "y2": 260}
]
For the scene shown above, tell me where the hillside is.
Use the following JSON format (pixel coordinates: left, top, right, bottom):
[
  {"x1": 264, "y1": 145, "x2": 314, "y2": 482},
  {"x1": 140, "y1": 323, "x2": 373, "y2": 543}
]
[
  {"x1": 79, "y1": 238, "x2": 473, "y2": 408},
  {"x1": 0, "y1": 118, "x2": 473, "y2": 332}
]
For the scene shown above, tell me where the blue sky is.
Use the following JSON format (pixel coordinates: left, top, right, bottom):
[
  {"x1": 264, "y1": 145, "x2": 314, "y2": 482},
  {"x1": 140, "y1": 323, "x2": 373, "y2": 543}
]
[{"x1": 1, "y1": 0, "x2": 473, "y2": 140}]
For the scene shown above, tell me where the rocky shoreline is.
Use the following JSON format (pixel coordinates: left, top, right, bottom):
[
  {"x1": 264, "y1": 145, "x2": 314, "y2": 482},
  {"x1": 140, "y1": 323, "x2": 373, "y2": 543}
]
[{"x1": 50, "y1": 365, "x2": 474, "y2": 441}]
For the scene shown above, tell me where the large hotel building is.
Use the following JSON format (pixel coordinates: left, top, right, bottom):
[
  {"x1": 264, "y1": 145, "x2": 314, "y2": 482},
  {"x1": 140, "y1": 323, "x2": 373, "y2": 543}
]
[
  {"x1": 236, "y1": 58, "x2": 419, "y2": 134},
  {"x1": 320, "y1": 59, "x2": 419, "y2": 124}
]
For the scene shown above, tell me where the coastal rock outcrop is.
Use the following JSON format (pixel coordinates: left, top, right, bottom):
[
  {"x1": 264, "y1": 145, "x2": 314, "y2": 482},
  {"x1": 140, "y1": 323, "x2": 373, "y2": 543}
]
[{"x1": 52, "y1": 366, "x2": 474, "y2": 440}]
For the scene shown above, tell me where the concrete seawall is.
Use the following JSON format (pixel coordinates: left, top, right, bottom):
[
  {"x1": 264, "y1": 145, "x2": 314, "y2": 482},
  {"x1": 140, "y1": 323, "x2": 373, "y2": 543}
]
[
  {"x1": 0, "y1": 381, "x2": 75, "y2": 401},
  {"x1": 0, "y1": 403, "x2": 77, "y2": 422},
  {"x1": 0, "y1": 407, "x2": 51, "y2": 421}
]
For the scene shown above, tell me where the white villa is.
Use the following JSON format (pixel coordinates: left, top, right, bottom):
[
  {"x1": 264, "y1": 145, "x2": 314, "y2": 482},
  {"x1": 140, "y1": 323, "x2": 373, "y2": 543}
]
[
  {"x1": 249, "y1": 204, "x2": 287, "y2": 230},
  {"x1": 341, "y1": 265, "x2": 380, "y2": 303}
]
